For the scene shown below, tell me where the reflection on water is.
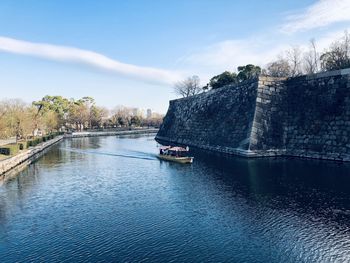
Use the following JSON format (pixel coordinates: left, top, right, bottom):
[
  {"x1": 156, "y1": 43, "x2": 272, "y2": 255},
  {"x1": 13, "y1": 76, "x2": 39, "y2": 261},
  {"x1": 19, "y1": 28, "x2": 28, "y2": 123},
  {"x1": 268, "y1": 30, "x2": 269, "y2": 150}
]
[
  {"x1": 62, "y1": 148, "x2": 158, "y2": 161},
  {"x1": 0, "y1": 135, "x2": 350, "y2": 262}
]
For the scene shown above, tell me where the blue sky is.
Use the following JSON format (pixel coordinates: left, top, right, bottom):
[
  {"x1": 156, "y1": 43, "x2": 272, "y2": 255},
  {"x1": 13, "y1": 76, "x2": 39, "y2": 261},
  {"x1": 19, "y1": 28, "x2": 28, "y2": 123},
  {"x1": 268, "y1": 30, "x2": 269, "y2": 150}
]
[{"x1": 1, "y1": 0, "x2": 350, "y2": 112}]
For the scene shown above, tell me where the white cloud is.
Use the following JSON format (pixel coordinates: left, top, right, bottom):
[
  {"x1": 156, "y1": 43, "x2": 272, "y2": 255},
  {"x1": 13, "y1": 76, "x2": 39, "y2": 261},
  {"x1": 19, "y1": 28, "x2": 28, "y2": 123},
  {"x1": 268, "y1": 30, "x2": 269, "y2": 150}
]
[
  {"x1": 178, "y1": 26, "x2": 350, "y2": 83},
  {"x1": 178, "y1": 37, "x2": 288, "y2": 80},
  {"x1": 0, "y1": 36, "x2": 183, "y2": 85},
  {"x1": 179, "y1": 1, "x2": 350, "y2": 81},
  {"x1": 281, "y1": 0, "x2": 350, "y2": 33}
]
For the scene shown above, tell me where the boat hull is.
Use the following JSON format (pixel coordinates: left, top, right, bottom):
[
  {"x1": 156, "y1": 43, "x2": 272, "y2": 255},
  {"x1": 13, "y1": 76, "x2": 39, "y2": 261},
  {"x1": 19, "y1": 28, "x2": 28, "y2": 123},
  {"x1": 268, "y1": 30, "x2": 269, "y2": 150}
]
[{"x1": 157, "y1": 154, "x2": 194, "y2": 164}]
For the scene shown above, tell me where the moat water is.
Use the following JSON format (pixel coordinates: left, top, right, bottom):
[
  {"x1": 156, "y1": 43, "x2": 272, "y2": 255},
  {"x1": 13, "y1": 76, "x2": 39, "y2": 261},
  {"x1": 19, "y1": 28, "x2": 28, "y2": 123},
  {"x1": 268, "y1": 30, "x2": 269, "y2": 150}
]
[{"x1": 1, "y1": 135, "x2": 350, "y2": 262}]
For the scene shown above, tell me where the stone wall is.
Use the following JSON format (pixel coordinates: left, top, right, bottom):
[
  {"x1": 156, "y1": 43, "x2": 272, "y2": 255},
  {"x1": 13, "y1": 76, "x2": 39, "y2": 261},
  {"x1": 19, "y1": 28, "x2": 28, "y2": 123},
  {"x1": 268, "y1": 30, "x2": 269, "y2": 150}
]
[
  {"x1": 157, "y1": 80, "x2": 259, "y2": 155},
  {"x1": 156, "y1": 69, "x2": 350, "y2": 161}
]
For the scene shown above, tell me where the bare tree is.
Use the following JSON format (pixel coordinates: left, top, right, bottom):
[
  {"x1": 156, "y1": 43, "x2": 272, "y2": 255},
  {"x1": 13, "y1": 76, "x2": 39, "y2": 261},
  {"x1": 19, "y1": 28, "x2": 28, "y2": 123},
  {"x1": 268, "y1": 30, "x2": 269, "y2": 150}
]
[
  {"x1": 311, "y1": 39, "x2": 319, "y2": 72},
  {"x1": 304, "y1": 38, "x2": 319, "y2": 74},
  {"x1": 266, "y1": 58, "x2": 291, "y2": 77},
  {"x1": 286, "y1": 46, "x2": 304, "y2": 77},
  {"x1": 110, "y1": 106, "x2": 134, "y2": 126},
  {"x1": 320, "y1": 31, "x2": 350, "y2": 71},
  {"x1": 174, "y1": 75, "x2": 202, "y2": 98},
  {"x1": 0, "y1": 99, "x2": 36, "y2": 140}
]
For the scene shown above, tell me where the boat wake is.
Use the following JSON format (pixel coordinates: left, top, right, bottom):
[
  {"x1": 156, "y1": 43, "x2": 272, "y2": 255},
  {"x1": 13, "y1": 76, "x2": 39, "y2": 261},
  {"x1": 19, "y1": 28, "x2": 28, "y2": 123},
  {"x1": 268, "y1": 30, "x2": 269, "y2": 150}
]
[{"x1": 60, "y1": 148, "x2": 158, "y2": 161}]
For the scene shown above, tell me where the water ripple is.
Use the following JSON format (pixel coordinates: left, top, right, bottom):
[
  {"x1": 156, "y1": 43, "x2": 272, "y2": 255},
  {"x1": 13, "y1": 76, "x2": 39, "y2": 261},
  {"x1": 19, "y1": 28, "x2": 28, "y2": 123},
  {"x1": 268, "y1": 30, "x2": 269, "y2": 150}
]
[{"x1": 0, "y1": 136, "x2": 350, "y2": 262}]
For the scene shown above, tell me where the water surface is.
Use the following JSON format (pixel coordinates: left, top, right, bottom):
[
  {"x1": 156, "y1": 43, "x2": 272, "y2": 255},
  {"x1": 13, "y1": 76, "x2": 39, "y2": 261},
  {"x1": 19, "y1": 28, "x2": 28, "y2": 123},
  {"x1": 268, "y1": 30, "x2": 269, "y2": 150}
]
[{"x1": 1, "y1": 135, "x2": 350, "y2": 262}]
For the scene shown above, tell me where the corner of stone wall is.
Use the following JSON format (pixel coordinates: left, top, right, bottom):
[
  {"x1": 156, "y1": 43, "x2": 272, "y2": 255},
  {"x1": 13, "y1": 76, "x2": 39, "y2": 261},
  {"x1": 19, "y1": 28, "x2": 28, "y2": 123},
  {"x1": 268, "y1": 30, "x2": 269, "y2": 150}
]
[{"x1": 248, "y1": 76, "x2": 288, "y2": 152}]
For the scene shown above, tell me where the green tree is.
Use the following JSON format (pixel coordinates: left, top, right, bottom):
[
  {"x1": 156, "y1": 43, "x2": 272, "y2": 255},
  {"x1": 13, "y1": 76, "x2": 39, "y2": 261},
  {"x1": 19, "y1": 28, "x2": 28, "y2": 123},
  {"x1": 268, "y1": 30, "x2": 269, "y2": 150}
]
[
  {"x1": 76, "y1": 96, "x2": 96, "y2": 129},
  {"x1": 33, "y1": 95, "x2": 70, "y2": 130},
  {"x1": 237, "y1": 64, "x2": 261, "y2": 81},
  {"x1": 68, "y1": 100, "x2": 89, "y2": 131},
  {"x1": 90, "y1": 106, "x2": 109, "y2": 128},
  {"x1": 209, "y1": 71, "x2": 237, "y2": 89},
  {"x1": 33, "y1": 96, "x2": 70, "y2": 117}
]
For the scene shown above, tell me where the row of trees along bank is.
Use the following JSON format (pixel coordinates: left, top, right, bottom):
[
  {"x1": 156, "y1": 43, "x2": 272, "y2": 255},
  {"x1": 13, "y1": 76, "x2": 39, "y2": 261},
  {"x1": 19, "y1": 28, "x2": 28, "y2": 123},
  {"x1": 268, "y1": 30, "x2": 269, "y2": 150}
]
[
  {"x1": 175, "y1": 31, "x2": 350, "y2": 97},
  {"x1": 0, "y1": 95, "x2": 164, "y2": 141}
]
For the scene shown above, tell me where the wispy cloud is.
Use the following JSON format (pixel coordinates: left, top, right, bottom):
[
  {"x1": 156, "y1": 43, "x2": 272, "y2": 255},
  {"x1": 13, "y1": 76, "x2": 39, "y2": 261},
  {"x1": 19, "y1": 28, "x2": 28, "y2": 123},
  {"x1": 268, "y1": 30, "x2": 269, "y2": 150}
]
[
  {"x1": 281, "y1": 0, "x2": 350, "y2": 33},
  {"x1": 178, "y1": 0, "x2": 350, "y2": 81},
  {"x1": 178, "y1": 37, "x2": 288, "y2": 79},
  {"x1": 0, "y1": 36, "x2": 183, "y2": 85},
  {"x1": 178, "y1": 27, "x2": 350, "y2": 82}
]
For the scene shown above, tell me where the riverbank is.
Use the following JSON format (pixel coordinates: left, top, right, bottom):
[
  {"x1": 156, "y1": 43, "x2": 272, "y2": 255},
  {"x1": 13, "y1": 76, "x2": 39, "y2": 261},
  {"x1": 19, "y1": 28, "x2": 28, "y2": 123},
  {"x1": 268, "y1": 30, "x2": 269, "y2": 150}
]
[
  {"x1": 0, "y1": 129, "x2": 158, "y2": 179},
  {"x1": 0, "y1": 135, "x2": 64, "y2": 177},
  {"x1": 0, "y1": 138, "x2": 16, "y2": 147},
  {"x1": 67, "y1": 128, "x2": 158, "y2": 138}
]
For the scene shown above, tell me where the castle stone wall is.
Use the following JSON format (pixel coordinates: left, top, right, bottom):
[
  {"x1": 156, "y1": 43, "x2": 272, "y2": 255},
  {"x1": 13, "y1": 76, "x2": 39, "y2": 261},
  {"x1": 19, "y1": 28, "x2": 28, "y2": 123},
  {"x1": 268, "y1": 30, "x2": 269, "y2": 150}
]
[
  {"x1": 156, "y1": 69, "x2": 350, "y2": 161},
  {"x1": 156, "y1": 80, "x2": 259, "y2": 155}
]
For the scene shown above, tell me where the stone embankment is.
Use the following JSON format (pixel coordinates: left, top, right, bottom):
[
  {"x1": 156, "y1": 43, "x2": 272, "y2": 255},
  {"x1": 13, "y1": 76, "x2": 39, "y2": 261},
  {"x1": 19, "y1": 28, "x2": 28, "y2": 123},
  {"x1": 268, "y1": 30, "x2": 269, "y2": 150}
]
[
  {"x1": 0, "y1": 138, "x2": 16, "y2": 147},
  {"x1": 66, "y1": 128, "x2": 159, "y2": 138},
  {"x1": 156, "y1": 68, "x2": 350, "y2": 162},
  {"x1": 0, "y1": 136, "x2": 63, "y2": 177}
]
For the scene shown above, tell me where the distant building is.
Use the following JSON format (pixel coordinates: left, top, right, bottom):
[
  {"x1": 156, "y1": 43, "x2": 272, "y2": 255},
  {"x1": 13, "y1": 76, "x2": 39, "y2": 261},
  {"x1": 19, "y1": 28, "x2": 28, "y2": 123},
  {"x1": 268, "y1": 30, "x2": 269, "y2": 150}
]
[{"x1": 147, "y1": 109, "x2": 152, "y2": 119}]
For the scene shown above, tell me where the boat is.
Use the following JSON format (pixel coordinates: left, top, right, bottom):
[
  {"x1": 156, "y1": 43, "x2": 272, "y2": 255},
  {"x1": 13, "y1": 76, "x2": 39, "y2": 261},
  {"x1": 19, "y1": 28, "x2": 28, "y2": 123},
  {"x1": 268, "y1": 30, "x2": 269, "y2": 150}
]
[{"x1": 157, "y1": 146, "x2": 194, "y2": 164}]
